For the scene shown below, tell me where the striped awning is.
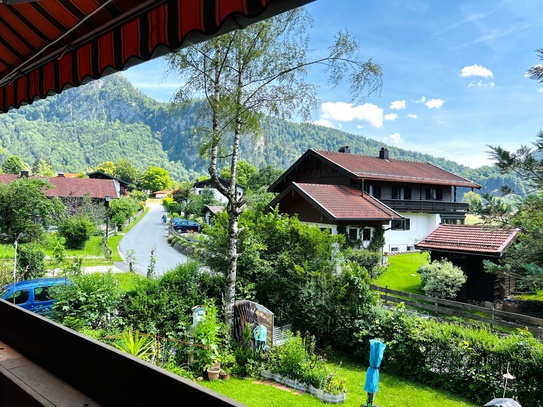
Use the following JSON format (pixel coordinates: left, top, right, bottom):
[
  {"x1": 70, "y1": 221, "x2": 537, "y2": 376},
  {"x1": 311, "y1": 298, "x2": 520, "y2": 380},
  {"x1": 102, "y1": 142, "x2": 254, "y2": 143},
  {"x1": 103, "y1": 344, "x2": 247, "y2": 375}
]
[{"x1": 0, "y1": 0, "x2": 313, "y2": 113}]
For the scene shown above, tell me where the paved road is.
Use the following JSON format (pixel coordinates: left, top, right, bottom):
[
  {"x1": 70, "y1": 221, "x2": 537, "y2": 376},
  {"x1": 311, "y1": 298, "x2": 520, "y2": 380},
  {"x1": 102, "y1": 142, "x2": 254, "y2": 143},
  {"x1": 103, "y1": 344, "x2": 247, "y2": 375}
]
[{"x1": 118, "y1": 202, "x2": 187, "y2": 277}]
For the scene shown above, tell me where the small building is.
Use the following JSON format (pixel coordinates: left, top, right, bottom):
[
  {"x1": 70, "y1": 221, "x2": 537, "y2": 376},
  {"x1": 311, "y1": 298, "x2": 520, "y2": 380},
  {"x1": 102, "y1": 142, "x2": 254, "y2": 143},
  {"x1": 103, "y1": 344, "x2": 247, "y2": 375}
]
[
  {"x1": 193, "y1": 178, "x2": 243, "y2": 205},
  {"x1": 87, "y1": 171, "x2": 130, "y2": 197},
  {"x1": 415, "y1": 224, "x2": 520, "y2": 302},
  {"x1": 203, "y1": 205, "x2": 224, "y2": 225}
]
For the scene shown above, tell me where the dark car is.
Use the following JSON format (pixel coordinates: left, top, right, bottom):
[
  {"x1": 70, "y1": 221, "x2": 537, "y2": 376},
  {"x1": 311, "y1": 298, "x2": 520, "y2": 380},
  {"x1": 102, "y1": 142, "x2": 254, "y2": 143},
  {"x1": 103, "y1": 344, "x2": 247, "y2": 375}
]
[
  {"x1": 172, "y1": 219, "x2": 201, "y2": 233},
  {"x1": 1, "y1": 277, "x2": 69, "y2": 315}
]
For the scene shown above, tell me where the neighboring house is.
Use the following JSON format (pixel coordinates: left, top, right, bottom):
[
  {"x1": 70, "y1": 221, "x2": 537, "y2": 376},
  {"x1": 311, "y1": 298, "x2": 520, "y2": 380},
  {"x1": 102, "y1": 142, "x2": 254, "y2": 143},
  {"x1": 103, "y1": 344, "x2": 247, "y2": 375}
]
[
  {"x1": 153, "y1": 190, "x2": 169, "y2": 199},
  {"x1": 268, "y1": 147, "x2": 481, "y2": 252},
  {"x1": 415, "y1": 224, "x2": 520, "y2": 302},
  {"x1": 193, "y1": 178, "x2": 243, "y2": 205},
  {"x1": 87, "y1": 171, "x2": 130, "y2": 197},
  {"x1": 0, "y1": 173, "x2": 118, "y2": 202},
  {"x1": 203, "y1": 205, "x2": 224, "y2": 225}
]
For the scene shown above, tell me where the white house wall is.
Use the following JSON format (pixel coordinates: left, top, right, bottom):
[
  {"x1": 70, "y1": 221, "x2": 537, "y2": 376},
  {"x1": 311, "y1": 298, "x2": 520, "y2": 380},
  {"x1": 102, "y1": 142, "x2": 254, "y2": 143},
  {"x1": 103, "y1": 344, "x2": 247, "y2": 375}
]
[{"x1": 384, "y1": 212, "x2": 440, "y2": 253}]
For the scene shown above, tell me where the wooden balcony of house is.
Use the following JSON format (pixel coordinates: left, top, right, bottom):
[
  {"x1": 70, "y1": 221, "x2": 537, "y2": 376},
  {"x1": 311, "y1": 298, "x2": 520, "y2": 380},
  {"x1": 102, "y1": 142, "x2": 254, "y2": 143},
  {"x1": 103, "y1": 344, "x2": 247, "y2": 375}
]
[
  {"x1": 0, "y1": 300, "x2": 245, "y2": 407},
  {"x1": 380, "y1": 199, "x2": 470, "y2": 214}
]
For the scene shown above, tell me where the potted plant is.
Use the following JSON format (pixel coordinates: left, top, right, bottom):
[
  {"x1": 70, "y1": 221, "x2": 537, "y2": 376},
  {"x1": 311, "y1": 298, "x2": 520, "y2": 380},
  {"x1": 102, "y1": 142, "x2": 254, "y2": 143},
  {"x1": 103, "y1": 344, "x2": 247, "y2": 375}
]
[
  {"x1": 191, "y1": 301, "x2": 222, "y2": 378},
  {"x1": 218, "y1": 347, "x2": 236, "y2": 380}
]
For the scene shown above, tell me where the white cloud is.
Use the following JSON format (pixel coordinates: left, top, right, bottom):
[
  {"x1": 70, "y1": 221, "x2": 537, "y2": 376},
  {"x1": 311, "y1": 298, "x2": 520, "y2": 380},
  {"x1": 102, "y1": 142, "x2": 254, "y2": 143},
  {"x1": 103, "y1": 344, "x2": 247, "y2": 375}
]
[
  {"x1": 384, "y1": 113, "x2": 398, "y2": 121},
  {"x1": 383, "y1": 132, "x2": 403, "y2": 144},
  {"x1": 389, "y1": 100, "x2": 406, "y2": 110},
  {"x1": 539, "y1": 88, "x2": 543, "y2": 93},
  {"x1": 407, "y1": 113, "x2": 418, "y2": 119},
  {"x1": 468, "y1": 80, "x2": 495, "y2": 88},
  {"x1": 425, "y1": 99, "x2": 445, "y2": 109},
  {"x1": 460, "y1": 64, "x2": 493, "y2": 78},
  {"x1": 418, "y1": 96, "x2": 426, "y2": 103},
  {"x1": 320, "y1": 101, "x2": 384, "y2": 128},
  {"x1": 313, "y1": 119, "x2": 334, "y2": 128}
]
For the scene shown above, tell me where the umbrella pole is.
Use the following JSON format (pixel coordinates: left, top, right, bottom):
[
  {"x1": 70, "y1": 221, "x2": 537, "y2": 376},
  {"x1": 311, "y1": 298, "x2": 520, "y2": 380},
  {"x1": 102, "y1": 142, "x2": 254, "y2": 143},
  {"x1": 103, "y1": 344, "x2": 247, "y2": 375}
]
[{"x1": 364, "y1": 392, "x2": 374, "y2": 407}]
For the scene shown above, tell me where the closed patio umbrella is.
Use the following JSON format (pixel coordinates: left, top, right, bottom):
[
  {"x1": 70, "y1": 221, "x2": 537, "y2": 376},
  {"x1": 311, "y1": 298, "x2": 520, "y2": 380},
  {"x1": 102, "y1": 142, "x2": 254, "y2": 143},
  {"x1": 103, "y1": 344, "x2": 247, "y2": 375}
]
[{"x1": 363, "y1": 339, "x2": 386, "y2": 407}]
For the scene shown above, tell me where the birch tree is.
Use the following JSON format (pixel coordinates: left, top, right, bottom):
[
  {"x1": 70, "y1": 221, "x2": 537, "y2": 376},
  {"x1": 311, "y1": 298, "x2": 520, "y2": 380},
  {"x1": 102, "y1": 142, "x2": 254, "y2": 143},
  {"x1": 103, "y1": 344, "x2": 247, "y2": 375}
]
[{"x1": 164, "y1": 9, "x2": 382, "y2": 328}]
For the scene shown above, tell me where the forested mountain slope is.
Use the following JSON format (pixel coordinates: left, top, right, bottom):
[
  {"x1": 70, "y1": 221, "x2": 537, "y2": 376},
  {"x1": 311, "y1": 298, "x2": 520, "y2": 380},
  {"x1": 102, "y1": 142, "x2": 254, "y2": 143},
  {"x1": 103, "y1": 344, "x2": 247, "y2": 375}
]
[{"x1": 1, "y1": 74, "x2": 528, "y2": 195}]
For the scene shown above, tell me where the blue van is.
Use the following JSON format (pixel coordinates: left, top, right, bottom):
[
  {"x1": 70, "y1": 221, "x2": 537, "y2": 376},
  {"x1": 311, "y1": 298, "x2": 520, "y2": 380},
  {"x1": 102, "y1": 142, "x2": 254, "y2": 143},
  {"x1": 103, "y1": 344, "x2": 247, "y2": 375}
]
[{"x1": 0, "y1": 277, "x2": 69, "y2": 315}]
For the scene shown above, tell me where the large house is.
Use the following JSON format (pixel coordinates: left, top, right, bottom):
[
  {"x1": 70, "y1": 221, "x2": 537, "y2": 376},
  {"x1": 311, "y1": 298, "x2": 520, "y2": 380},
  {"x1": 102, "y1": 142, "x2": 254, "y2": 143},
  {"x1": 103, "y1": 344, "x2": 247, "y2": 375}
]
[{"x1": 268, "y1": 147, "x2": 481, "y2": 253}]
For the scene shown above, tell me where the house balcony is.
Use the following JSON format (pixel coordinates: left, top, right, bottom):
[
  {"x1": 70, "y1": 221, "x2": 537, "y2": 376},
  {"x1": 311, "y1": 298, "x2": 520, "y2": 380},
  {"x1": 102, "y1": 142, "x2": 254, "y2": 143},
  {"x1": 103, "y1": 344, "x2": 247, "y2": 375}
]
[{"x1": 379, "y1": 199, "x2": 469, "y2": 214}]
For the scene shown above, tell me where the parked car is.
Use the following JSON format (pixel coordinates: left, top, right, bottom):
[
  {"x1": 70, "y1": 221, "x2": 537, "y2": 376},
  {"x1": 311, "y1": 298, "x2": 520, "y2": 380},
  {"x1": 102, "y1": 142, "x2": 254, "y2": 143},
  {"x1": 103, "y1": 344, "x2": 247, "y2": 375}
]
[
  {"x1": 1, "y1": 277, "x2": 69, "y2": 315},
  {"x1": 172, "y1": 219, "x2": 201, "y2": 233}
]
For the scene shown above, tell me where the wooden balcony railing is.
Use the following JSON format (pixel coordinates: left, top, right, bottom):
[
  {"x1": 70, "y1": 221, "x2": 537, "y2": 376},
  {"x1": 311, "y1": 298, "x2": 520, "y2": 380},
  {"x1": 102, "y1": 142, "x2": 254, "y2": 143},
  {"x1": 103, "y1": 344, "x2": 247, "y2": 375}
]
[{"x1": 379, "y1": 199, "x2": 469, "y2": 214}]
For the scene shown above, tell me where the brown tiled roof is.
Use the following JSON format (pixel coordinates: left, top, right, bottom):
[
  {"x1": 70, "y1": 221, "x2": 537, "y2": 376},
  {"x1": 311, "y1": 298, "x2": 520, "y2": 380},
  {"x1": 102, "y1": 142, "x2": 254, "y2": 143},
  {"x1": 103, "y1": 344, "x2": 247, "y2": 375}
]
[
  {"x1": 312, "y1": 149, "x2": 481, "y2": 188},
  {"x1": 0, "y1": 174, "x2": 117, "y2": 199},
  {"x1": 293, "y1": 182, "x2": 402, "y2": 221},
  {"x1": 415, "y1": 224, "x2": 520, "y2": 256}
]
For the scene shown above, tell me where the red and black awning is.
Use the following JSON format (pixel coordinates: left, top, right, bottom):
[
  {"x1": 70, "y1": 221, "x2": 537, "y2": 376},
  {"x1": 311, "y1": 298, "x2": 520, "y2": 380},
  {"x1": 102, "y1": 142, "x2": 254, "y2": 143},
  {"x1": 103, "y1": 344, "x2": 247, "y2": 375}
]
[{"x1": 0, "y1": 0, "x2": 313, "y2": 113}]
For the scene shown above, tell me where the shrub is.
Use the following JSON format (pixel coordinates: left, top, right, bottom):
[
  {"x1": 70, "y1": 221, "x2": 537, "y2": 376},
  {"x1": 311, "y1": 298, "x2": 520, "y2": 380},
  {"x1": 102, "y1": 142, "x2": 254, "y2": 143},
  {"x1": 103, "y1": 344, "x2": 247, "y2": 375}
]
[
  {"x1": 418, "y1": 259, "x2": 467, "y2": 299},
  {"x1": 353, "y1": 304, "x2": 543, "y2": 406},
  {"x1": 16, "y1": 243, "x2": 47, "y2": 280},
  {"x1": 58, "y1": 215, "x2": 96, "y2": 249},
  {"x1": 51, "y1": 272, "x2": 121, "y2": 330},
  {"x1": 344, "y1": 247, "x2": 383, "y2": 279}
]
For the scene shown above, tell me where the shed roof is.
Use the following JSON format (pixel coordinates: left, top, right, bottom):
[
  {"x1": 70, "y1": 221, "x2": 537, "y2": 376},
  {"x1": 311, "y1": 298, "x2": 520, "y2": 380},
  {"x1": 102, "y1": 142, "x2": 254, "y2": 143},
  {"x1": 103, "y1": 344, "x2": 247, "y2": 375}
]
[{"x1": 415, "y1": 224, "x2": 520, "y2": 256}]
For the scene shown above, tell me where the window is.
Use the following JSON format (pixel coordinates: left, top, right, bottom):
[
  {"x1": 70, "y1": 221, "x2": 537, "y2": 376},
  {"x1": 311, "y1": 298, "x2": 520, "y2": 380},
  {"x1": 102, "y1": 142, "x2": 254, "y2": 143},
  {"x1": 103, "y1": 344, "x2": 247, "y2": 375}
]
[
  {"x1": 391, "y1": 218, "x2": 410, "y2": 230},
  {"x1": 390, "y1": 247, "x2": 399, "y2": 252},
  {"x1": 442, "y1": 218, "x2": 465, "y2": 225},
  {"x1": 5, "y1": 289, "x2": 30, "y2": 305},
  {"x1": 362, "y1": 228, "x2": 371, "y2": 241},
  {"x1": 364, "y1": 184, "x2": 381, "y2": 198},
  {"x1": 425, "y1": 188, "x2": 443, "y2": 200},
  {"x1": 392, "y1": 186, "x2": 411, "y2": 200},
  {"x1": 34, "y1": 287, "x2": 51, "y2": 302},
  {"x1": 349, "y1": 228, "x2": 358, "y2": 241}
]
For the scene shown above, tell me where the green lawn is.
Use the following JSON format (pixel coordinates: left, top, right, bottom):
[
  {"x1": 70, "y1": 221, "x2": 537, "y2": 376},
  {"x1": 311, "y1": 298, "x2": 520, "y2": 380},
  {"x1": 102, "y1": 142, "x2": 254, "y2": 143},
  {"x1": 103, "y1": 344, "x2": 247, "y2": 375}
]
[
  {"x1": 374, "y1": 252, "x2": 428, "y2": 293},
  {"x1": 200, "y1": 360, "x2": 477, "y2": 407}
]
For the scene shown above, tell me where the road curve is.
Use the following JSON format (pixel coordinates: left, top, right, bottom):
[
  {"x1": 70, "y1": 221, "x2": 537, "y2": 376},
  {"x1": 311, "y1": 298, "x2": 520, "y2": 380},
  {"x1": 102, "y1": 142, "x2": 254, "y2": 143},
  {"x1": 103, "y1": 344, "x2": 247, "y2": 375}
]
[{"x1": 118, "y1": 201, "x2": 187, "y2": 277}]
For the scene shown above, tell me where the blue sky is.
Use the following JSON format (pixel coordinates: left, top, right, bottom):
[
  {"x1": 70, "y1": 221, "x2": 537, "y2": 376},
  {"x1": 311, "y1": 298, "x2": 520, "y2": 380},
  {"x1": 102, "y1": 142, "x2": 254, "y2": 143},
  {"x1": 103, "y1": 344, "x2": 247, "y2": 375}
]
[{"x1": 122, "y1": 0, "x2": 543, "y2": 168}]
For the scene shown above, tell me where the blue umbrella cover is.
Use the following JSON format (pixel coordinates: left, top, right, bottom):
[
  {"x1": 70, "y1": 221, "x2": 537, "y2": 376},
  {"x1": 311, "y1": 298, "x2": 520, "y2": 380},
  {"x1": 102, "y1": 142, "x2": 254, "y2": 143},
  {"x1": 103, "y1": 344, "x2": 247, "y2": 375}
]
[{"x1": 364, "y1": 339, "x2": 386, "y2": 394}]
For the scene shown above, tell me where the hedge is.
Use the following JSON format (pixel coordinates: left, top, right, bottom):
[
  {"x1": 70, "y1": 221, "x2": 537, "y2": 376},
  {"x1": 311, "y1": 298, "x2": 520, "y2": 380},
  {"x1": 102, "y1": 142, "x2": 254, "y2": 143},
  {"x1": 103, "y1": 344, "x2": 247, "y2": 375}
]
[{"x1": 352, "y1": 303, "x2": 543, "y2": 406}]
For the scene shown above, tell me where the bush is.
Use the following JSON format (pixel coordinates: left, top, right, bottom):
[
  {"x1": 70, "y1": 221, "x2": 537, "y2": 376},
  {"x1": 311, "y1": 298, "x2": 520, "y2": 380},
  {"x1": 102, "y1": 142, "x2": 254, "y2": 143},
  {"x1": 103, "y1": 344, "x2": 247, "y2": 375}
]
[
  {"x1": 418, "y1": 259, "x2": 467, "y2": 299},
  {"x1": 353, "y1": 304, "x2": 543, "y2": 406},
  {"x1": 344, "y1": 247, "x2": 383, "y2": 279},
  {"x1": 51, "y1": 272, "x2": 121, "y2": 330},
  {"x1": 109, "y1": 197, "x2": 141, "y2": 230},
  {"x1": 58, "y1": 215, "x2": 96, "y2": 249},
  {"x1": 16, "y1": 243, "x2": 47, "y2": 280}
]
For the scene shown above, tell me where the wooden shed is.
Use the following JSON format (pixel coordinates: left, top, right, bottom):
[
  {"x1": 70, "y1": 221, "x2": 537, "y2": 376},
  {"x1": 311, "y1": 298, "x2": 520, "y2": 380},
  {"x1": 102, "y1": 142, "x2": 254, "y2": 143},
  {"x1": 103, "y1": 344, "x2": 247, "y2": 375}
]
[{"x1": 415, "y1": 224, "x2": 520, "y2": 302}]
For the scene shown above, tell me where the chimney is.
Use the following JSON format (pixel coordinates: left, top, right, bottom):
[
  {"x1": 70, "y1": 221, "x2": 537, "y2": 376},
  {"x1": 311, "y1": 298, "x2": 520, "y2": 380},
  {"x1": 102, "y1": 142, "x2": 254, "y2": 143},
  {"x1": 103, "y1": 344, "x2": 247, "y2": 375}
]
[
  {"x1": 20, "y1": 170, "x2": 29, "y2": 178},
  {"x1": 379, "y1": 147, "x2": 389, "y2": 160},
  {"x1": 338, "y1": 146, "x2": 350, "y2": 154}
]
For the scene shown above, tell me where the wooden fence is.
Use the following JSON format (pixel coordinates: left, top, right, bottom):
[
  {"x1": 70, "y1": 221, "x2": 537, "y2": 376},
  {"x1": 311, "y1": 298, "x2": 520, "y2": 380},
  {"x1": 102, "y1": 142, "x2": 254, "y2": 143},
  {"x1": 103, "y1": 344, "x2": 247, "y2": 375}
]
[{"x1": 371, "y1": 284, "x2": 543, "y2": 338}]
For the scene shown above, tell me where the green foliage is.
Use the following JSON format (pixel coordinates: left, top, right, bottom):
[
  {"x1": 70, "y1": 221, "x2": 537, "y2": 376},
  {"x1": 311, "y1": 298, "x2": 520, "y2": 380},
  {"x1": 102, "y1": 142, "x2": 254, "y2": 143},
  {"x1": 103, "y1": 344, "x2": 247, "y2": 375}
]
[
  {"x1": 185, "y1": 188, "x2": 220, "y2": 218},
  {"x1": 2, "y1": 155, "x2": 28, "y2": 174},
  {"x1": 343, "y1": 247, "x2": 383, "y2": 279},
  {"x1": 58, "y1": 214, "x2": 96, "y2": 249},
  {"x1": 95, "y1": 161, "x2": 115, "y2": 175},
  {"x1": 192, "y1": 300, "x2": 224, "y2": 372},
  {"x1": 114, "y1": 330, "x2": 154, "y2": 361},
  {"x1": 16, "y1": 243, "x2": 46, "y2": 280},
  {"x1": 0, "y1": 178, "x2": 62, "y2": 243},
  {"x1": 117, "y1": 261, "x2": 216, "y2": 336},
  {"x1": 354, "y1": 304, "x2": 543, "y2": 406},
  {"x1": 32, "y1": 158, "x2": 54, "y2": 176},
  {"x1": 129, "y1": 190, "x2": 148, "y2": 203},
  {"x1": 51, "y1": 272, "x2": 121, "y2": 330},
  {"x1": 142, "y1": 166, "x2": 170, "y2": 192},
  {"x1": 108, "y1": 196, "x2": 141, "y2": 230},
  {"x1": 113, "y1": 157, "x2": 140, "y2": 187},
  {"x1": 418, "y1": 259, "x2": 467, "y2": 299},
  {"x1": 233, "y1": 324, "x2": 257, "y2": 377},
  {"x1": 367, "y1": 225, "x2": 385, "y2": 252}
]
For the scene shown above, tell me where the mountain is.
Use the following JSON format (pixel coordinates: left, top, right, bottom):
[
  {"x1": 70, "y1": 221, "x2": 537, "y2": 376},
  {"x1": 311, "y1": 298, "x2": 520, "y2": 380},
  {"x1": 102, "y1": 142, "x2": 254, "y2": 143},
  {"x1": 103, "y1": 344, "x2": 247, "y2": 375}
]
[{"x1": 0, "y1": 74, "x2": 528, "y2": 195}]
